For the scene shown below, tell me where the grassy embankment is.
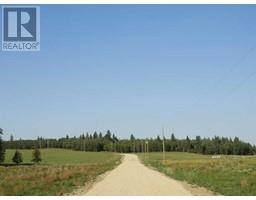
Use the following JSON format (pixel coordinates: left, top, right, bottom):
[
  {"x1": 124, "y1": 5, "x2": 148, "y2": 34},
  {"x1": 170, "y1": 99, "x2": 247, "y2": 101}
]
[
  {"x1": 0, "y1": 149, "x2": 121, "y2": 195},
  {"x1": 138, "y1": 152, "x2": 256, "y2": 195}
]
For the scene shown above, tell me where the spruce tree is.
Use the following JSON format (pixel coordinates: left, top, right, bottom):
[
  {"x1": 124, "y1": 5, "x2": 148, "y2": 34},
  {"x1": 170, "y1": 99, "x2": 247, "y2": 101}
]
[
  {"x1": 0, "y1": 128, "x2": 5, "y2": 164},
  {"x1": 32, "y1": 148, "x2": 42, "y2": 163},
  {"x1": 12, "y1": 150, "x2": 23, "y2": 165},
  {"x1": 93, "y1": 131, "x2": 98, "y2": 139},
  {"x1": 130, "y1": 134, "x2": 135, "y2": 141}
]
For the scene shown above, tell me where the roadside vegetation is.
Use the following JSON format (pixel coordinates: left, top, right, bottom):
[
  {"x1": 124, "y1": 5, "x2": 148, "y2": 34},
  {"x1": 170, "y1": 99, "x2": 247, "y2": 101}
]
[
  {"x1": 138, "y1": 152, "x2": 256, "y2": 195},
  {"x1": 0, "y1": 149, "x2": 121, "y2": 195}
]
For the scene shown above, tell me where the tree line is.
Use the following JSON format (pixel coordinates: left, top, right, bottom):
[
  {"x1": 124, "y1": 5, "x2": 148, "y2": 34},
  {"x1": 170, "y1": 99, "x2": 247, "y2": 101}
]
[{"x1": 1, "y1": 129, "x2": 256, "y2": 156}]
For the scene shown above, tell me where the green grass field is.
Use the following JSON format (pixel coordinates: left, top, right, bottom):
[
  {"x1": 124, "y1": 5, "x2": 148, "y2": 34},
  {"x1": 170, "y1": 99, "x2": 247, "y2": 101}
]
[
  {"x1": 0, "y1": 149, "x2": 122, "y2": 195},
  {"x1": 4, "y1": 148, "x2": 120, "y2": 165},
  {"x1": 138, "y1": 152, "x2": 256, "y2": 196}
]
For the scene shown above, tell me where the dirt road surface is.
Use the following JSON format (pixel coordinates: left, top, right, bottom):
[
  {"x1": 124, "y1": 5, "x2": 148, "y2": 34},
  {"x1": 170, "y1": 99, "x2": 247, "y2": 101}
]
[{"x1": 83, "y1": 154, "x2": 213, "y2": 196}]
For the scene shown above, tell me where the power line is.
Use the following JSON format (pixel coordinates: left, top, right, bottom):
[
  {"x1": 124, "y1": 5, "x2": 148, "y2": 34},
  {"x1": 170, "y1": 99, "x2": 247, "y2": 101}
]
[
  {"x1": 230, "y1": 70, "x2": 256, "y2": 93},
  {"x1": 217, "y1": 46, "x2": 256, "y2": 84},
  {"x1": 191, "y1": 45, "x2": 256, "y2": 107}
]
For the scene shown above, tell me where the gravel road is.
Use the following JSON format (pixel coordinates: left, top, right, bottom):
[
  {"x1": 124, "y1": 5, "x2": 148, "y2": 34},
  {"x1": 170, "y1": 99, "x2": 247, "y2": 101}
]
[{"x1": 83, "y1": 154, "x2": 213, "y2": 196}]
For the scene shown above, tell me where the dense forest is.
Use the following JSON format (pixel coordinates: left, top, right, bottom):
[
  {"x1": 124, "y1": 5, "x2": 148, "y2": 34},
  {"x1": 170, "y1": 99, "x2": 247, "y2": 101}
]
[{"x1": 2, "y1": 129, "x2": 256, "y2": 155}]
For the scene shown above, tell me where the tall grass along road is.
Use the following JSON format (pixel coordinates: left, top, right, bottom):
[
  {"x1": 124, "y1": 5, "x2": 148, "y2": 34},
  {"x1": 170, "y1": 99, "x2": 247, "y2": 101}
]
[
  {"x1": 83, "y1": 154, "x2": 212, "y2": 196},
  {"x1": 138, "y1": 152, "x2": 256, "y2": 195}
]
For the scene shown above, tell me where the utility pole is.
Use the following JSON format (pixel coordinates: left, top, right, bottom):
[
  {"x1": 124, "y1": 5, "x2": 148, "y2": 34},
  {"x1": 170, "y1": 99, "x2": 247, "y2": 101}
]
[
  {"x1": 147, "y1": 141, "x2": 149, "y2": 153},
  {"x1": 144, "y1": 141, "x2": 146, "y2": 159},
  {"x1": 162, "y1": 127, "x2": 166, "y2": 162},
  {"x1": 145, "y1": 140, "x2": 149, "y2": 159},
  {"x1": 83, "y1": 139, "x2": 85, "y2": 151}
]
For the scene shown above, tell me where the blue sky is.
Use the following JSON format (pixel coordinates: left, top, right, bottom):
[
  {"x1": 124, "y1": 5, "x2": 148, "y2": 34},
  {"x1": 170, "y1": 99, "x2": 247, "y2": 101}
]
[{"x1": 0, "y1": 5, "x2": 256, "y2": 144}]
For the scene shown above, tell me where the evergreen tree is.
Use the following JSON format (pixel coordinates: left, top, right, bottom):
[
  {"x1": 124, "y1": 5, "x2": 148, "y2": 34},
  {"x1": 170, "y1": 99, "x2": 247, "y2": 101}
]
[
  {"x1": 0, "y1": 128, "x2": 5, "y2": 163},
  {"x1": 195, "y1": 136, "x2": 202, "y2": 153},
  {"x1": 93, "y1": 131, "x2": 98, "y2": 139},
  {"x1": 185, "y1": 136, "x2": 191, "y2": 152},
  {"x1": 10, "y1": 134, "x2": 14, "y2": 142},
  {"x1": 171, "y1": 133, "x2": 176, "y2": 142},
  {"x1": 130, "y1": 134, "x2": 135, "y2": 141},
  {"x1": 12, "y1": 150, "x2": 23, "y2": 165},
  {"x1": 112, "y1": 134, "x2": 118, "y2": 142},
  {"x1": 104, "y1": 130, "x2": 112, "y2": 141},
  {"x1": 32, "y1": 148, "x2": 42, "y2": 163}
]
